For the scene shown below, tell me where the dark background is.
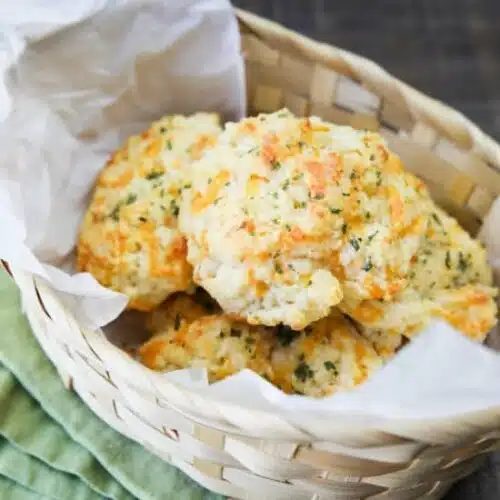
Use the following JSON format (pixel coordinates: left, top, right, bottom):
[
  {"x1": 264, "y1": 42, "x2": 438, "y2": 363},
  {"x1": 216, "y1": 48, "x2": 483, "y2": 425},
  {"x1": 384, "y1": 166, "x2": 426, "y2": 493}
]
[
  {"x1": 233, "y1": 0, "x2": 500, "y2": 142},
  {"x1": 233, "y1": 1, "x2": 500, "y2": 498}
]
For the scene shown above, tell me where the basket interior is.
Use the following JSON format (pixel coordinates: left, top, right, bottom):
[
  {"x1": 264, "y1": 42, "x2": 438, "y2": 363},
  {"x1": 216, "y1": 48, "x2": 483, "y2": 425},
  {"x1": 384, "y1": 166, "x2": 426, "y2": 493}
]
[{"x1": 239, "y1": 20, "x2": 500, "y2": 238}]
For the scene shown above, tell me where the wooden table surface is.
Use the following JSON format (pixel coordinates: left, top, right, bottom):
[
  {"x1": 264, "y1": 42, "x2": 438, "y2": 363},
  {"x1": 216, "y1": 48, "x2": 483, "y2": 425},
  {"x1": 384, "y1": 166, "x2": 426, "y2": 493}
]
[{"x1": 233, "y1": 1, "x2": 500, "y2": 498}]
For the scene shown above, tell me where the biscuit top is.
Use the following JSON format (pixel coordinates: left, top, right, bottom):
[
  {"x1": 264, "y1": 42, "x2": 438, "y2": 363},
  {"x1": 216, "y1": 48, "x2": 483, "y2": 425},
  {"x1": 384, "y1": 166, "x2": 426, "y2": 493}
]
[
  {"x1": 180, "y1": 109, "x2": 432, "y2": 329},
  {"x1": 77, "y1": 113, "x2": 221, "y2": 311}
]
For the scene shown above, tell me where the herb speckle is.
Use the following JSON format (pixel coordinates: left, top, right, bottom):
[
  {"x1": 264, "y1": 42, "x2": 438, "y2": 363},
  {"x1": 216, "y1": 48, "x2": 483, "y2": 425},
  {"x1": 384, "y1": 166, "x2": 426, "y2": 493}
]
[
  {"x1": 431, "y1": 213, "x2": 442, "y2": 225},
  {"x1": 350, "y1": 238, "x2": 360, "y2": 251},
  {"x1": 110, "y1": 204, "x2": 121, "y2": 221},
  {"x1": 294, "y1": 362, "x2": 314, "y2": 383},
  {"x1": 458, "y1": 252, "x2": 468, "y2": 272},
  {"x1": 276, "y1": 324, "x2": 300, "y2": 347},
  {"x1": 362, "y1": 259, "x2": 373, "y2": 272},
  {"x1": 324, "y1": 361, "x2": 338, "y2": 375},
  {"x1": 170, "y1": 200, "x2": 180, "y2": 217},
  {"x1": 146, "y1": 171, "x2": 164, "y2": 180},
  {"x1": 125, "y1": 193, "x2": 137, "y2": 205},
  {"x1": 445, "y1": 251, "x2": 452, "y2": 269},
  {"x1": 174, "y1": 313, "x2": 181, "y2": 331}
]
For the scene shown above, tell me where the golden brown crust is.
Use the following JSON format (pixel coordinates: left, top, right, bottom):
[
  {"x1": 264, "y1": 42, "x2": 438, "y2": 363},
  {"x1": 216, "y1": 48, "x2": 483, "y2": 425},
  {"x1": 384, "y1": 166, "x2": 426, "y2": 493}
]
[{"x1": 77, "y1": 113, "x2": 221, "y2": 311}]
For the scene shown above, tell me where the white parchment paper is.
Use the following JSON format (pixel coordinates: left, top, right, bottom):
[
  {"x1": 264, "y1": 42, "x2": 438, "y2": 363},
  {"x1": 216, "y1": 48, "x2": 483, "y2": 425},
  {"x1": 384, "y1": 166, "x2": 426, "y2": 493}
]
[{"x1": 1, "y1": 0, "x2": 500, "y2": 423}]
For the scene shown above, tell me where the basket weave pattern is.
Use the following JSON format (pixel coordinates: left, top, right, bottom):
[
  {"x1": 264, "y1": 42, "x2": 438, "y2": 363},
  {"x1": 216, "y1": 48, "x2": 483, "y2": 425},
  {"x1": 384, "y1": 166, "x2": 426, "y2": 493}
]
[{"x1": 5, "y1": 10, "x2": 500, "y2": 500}]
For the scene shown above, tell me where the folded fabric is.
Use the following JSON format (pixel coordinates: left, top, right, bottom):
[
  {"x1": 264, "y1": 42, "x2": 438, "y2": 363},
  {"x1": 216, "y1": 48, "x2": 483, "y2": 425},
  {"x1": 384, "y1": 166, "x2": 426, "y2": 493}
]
[
  {"x1": 0, "y1": 474, "x2": 45, "y2": 500},
  {"x1": 0, "y1": 437, "x2": 103, "y2": 500},
  {"x1": 0, "y1": 269, "x2": 220, "y2": 500},
  {"x1": 0, "y1": 365, "x2": 132, "y2": 499}
]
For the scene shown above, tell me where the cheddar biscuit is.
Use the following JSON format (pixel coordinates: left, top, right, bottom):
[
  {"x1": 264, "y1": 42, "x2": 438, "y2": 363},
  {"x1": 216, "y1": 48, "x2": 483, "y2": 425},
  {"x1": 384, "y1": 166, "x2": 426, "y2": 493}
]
[
  {"x1": 140, "y1": 296, "x2": 383, "y2": 397},
  {"x1": 180, "y1": 109, "x2": 432, "y2": 329},
  {"x1": 270, "y1": 310, "x2": 383, "y2": 397},
  {"x1": 345, "y1": 206, "x2": 497, "y2": 347},
  {"x1": 77, "y1": 114, "x2": 221, "y2": 311}
]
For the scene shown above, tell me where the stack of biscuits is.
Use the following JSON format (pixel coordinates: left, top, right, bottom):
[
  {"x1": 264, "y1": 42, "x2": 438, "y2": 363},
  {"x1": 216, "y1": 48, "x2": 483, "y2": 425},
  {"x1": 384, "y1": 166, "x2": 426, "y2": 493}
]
[{"x1": 77, "y1": 110, "x2": 497, "y2": 397}]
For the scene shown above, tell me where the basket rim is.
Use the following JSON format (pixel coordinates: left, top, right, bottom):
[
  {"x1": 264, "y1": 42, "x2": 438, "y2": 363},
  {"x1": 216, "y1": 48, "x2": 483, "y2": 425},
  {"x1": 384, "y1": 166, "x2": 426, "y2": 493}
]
[
  {"x1": 6, "y1": 7, "x2": 500, "y2": 443},
  {"x1": 235, "y1": 7, "x2": 500, "y2": 169}
]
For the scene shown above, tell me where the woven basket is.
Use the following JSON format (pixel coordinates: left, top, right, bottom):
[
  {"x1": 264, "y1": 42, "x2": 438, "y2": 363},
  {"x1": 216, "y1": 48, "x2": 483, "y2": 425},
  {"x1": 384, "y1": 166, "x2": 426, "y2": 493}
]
[{"x1": 4, "y1": 8, "x2": 500, "y2": 500}]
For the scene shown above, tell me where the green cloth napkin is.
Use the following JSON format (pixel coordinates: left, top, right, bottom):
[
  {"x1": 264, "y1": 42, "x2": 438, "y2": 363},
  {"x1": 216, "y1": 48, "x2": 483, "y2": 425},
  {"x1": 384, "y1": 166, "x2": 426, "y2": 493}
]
[
  {"x1": 0, "y1": 437, "x2": 101, "y2": 500},
  {"x1": 0, "y1": 269, "x2": 220, "y2": 500},
  {"x1": 0, "y1": 474, "x2": 46, "y2": 499},
  {"x1": 0, "y1": 366, "x2": 133, "y2": 499}
]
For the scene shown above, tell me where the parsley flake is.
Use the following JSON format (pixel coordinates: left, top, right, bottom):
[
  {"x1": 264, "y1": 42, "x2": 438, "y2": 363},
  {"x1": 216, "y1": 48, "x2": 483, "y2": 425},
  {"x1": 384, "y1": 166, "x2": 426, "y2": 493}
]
[
  {"x1": 170, "y1": 200, "x2": 180, "y2": 217},
  {"x1": 367, "y1": 231, "x2": 379, "y2": 243},
  {"x1": 445, "y1": 251, "x2": 452, "y2": 269},
  {"x1": 324, "y1": 361, "x2": 338, "y2": 375},
  {"x1": 174, "y1": 313, "x2": 181, "y2": 330},
  {"x1": 125, "y1": 193, "x2": 137, "y2": 205},
  {"x1": 294, "y1": 362, "x2": 314, "y2": 382},
  {"x1": 362, "y1": 259, "x2": 373, "y2": 272},
  {"x1": 276, "y1": 324, "x2": 300, "y2": 347},
  {"x1": 350, "y1": 238, "x2": 360, "y2": 251},
  {"x1": 109, "y1": 204, "x2": 121, "y2": 221},
  {"x1": 458, "y1": 252, "x2": 468, "y2": 272},
  {"x1": 293, "y1": 200, "x2": 307, "y2": 209},
  {"x1": 431, "y1": 213, "x2": 442, "y2": 225},
  {"x1": 146, "y1": 171, "x2": 164, "y2": 180}
]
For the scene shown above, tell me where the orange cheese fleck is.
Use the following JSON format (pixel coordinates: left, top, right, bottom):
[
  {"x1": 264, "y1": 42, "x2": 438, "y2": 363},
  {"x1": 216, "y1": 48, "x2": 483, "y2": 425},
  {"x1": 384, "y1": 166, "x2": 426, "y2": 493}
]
[
  {"x1": 246, "y1": 174, "x2": 269, "y2": 197},
  {"x1": 384, "y1": 153, "x2": 403, "y2": 174},
  {"x1": 328, "y1": 153, "x2": 343, "y2": 184},
  {"x1": 388, "y1": 185, "x2": 404, "y2": 225},
  {"x1": 145, "y1": 138, "x2": 162, "y2": 157},
  {"x1": 306, "y1": 160, "x2": 327, "y2": 198},
  {"x1": 98, "y1": 167, "x2": 134, "y2": 188},
  {"x1": 191, "y1": 170, "x2": 230, "y2": 213},
  {"x1": 351, "y1": 301, "x2": 383, "y2": 324}
]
